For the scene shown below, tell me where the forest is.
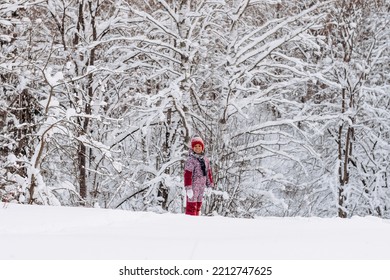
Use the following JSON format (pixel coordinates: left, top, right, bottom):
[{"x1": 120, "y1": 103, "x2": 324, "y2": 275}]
[{"x1": 1, "y1": 0, "x2": 389, "y2": 218}]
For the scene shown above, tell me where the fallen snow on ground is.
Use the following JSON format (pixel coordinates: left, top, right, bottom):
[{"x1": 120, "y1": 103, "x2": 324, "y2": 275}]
[{"x1": 1, "y1": 203, "x2": 390, "y2": 260}]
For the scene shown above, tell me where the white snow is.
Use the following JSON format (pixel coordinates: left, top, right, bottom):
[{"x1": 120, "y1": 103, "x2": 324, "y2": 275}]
[
  {"x1": 1, "y1": 204, "x2": 390, "y2": 280},
  {"x1": 44, "y1": 67, "x2": 64, "y2": 87},
  {"x1": 1, "y1": 203, "x2": 389, "y2": 260}
]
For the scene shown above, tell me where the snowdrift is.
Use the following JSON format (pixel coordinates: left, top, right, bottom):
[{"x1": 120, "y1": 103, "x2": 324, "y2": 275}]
[{"x1": 1, "y1": 203, "x2": 390, "y2": 260}]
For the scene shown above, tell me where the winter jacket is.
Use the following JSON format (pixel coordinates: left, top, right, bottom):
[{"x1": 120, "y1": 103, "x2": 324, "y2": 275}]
[{"x1": 184, "y1": 151, "x2": 213, "y2": 190}]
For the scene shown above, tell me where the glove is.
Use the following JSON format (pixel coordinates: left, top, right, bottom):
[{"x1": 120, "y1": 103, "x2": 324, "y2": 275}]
[
  {"x1": 186, "y1": 189, "x2": 194, "y2": 199},
  {"x1": 205, "y1": 187, "x2": 212, "y2": 197}
]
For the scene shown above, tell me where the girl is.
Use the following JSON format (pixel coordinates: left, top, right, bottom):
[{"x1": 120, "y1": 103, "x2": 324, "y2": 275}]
[{"x1": 184, "y1": 135, "x2": 214, "y2": 216}]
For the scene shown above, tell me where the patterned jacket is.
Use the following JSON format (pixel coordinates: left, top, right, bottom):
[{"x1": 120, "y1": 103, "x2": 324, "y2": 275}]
[{"x1": 184, "y1": 151, "x2": 213, "y2": 190}]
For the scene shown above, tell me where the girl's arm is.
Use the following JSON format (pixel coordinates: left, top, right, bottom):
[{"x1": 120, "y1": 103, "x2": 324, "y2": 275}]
[{"x1": 184, "y1": 159, "x2": 193, "y2": 189}]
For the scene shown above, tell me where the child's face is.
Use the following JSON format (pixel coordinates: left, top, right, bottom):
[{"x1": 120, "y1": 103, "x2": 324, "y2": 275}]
[{"x1": 193, "y1": 144, "x2": 203, "y2": 154}]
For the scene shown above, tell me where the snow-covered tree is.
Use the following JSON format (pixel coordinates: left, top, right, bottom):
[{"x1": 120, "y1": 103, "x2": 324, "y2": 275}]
[
  {"x1": 1, "y1": 0, "x2": 389, "y2": 219},
  {"x1": 0, "y1": 1, "x2": 46, "y2": 203},
  {"x1": 305, "y1": 0, "x2": 390, "y2": 218},
  {"x1": 198, "y1": 0, "x2": 338, "y2": 217}
]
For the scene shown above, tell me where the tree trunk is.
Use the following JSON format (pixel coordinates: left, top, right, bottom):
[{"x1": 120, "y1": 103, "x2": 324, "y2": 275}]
[{"x1": 78, "y1": 142, "x2": 87, "y2": 200}]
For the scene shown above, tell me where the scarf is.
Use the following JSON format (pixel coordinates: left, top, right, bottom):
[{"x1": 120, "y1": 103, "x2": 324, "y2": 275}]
[{"x1": 190, "y1": 150, "x2": 207, "y2": 176}]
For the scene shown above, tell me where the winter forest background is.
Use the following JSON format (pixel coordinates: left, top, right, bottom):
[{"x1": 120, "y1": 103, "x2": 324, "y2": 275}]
[{"x1": 1, "y1": 0, "x2": 390, "y2": 219}]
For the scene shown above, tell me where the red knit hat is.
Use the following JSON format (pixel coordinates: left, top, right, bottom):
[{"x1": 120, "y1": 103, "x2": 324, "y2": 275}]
[{"x1": 191, "y1": 135, "x2": 204, "y2": 151}]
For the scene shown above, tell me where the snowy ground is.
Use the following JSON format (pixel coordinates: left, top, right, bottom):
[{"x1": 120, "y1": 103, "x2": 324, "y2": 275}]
[{"x1": 1, "y1": 203, "x2": 390, "y2": 260}]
